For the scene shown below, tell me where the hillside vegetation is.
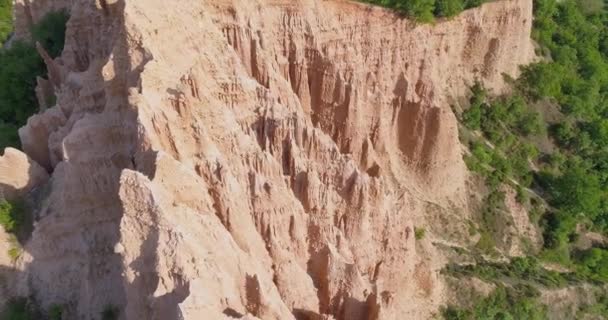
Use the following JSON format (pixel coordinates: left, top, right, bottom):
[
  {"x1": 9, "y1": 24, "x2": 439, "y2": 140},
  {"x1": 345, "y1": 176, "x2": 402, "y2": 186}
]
[
  {"x1": 0, "y1": 0, "x2": 11, "y2": 43},
  {"x1": 0, "y1": 10, "x2": 68, "y2": 149},
  {"x1": 446, "y1": 0, "x2": 608, "y2": 317},
  {"x1": 0, "y1": 10, "x2": 68, "y2": 320}
]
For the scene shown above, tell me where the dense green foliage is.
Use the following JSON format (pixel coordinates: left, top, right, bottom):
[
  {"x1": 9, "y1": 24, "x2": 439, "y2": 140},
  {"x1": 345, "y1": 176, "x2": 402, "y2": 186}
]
[
  {"x1": 460, "y1": 0, "x2": 608, "y2": 267},
  {"x1": 450, "y1": 0, "x2": 608, "y2": 317},
  {"x1": 572, "y1": 248, "x2": 608, "y2": 282},
  {"x1": 460, "y1": 84, "x2": 545, "y2": 256},
  {"x1": 0, "y1": 42, "x2": 45, "y2": 128},
  {"x1": 462, "y1": 84, "x2": 543, "y2": 189},
  {"x1": 516, "y1": 0, "x2": 608, "y2": 265},
  {"x1": 0, "y1": 200, "x2": 25, "y2": 234},
  {"x1": 443, "y1": 285, "x2": 547, "y2": 320},
  {"x1": 445, "y1": 256, "x2": 606, "y2": 287},
  {"x1": 30, "y1": 10, "x2": 69, "y2": 58},
  {"x1": 0, "y1": 10, "x2": 68, "y2": 149},
  {"x1": 361, "y1": 0, "x2": 485, "y2": 21},
  {"x1": 0, "y1": 0, "x2": 11, "y2": 43},
  {"x1": 0, "y1": 200, "x2": 28, "y2": 260}
]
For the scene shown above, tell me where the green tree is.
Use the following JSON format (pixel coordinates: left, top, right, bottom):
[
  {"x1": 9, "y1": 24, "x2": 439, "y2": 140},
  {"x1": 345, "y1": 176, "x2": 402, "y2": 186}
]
[
  {"x1": 575, "y1": 248, "x2": 608, "y2": 282},
  {"x1": 0, "y1": 0, "x2": 11, "y2": 43},
  {"x1": 548, "y1": 164, "x2": 602, "y2": 218},
  {"x1": 0, "y1": 10, "x2": 69, "y2": 149},
  {"x1": 30, "y1": 10, "x2": 69, "y2": 58},
  {"x1": 434, "y1": 0, "x2": 464, "y2": 17}
]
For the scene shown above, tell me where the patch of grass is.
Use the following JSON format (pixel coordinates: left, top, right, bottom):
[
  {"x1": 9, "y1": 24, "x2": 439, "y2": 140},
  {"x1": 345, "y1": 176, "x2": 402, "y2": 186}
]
[{"x1": 7, "y1": 245, "x2": 21, "y2": 261}]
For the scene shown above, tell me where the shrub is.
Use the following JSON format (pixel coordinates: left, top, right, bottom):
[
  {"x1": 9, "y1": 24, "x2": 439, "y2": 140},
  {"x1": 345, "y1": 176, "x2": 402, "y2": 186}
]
[
  {"x1": 464, "y1": 154, "x2": 485, "y2": 174},
  {"x1": 0, "y1": 10, "x2": 69, "y2": 149},
  {"x1": 434, "y1": 0, "x2": 464, "y2": 17},
  {"x1": 0, "y1": 41, "x2": 45, "y2": 127},
  {"x1": 547, "y1": 164, "x2": 601, "y2": 219},
  {"x1": 29, "y1": 10, "x2": 69, "y2": 58},
  {"x1": 517, "y1": 111, "x2": 544, "y2": 136},
  {"x1": 442, "y1": 285, "x2": 547, "y2": 320},
  {"x1": 7, "y1": 245, "x2": 21, "y2": 261},
  {"x1": 461, "y1": 103, "x2": 481, "y2": 130},
  {"x1": 0, "y1": 0, "x2": 11, "y2": 43},
  {"x1": 362, "y1": 0, "x2": 482, "y2": 22},
  {"x1": 573, "y1": 248, "x2": 608, "y2": 282},
  {"x1": 415, "y1": 227, "x2": 426, "y2": 240},
  {"x1": 475, "y1": 230, "x2": 496, "y2": 255},
  {"x1": 0, "y1": 200, "x2": 25, "y2": 234},
  {"x1": 515, "y1": 185, "x2": 528, "y2": 204}
]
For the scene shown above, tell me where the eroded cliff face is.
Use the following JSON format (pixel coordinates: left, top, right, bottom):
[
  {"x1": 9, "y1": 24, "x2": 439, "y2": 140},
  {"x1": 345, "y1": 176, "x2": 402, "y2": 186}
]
[{"x1": 1, "y1": 0, "x2": 534, "y2": 319}]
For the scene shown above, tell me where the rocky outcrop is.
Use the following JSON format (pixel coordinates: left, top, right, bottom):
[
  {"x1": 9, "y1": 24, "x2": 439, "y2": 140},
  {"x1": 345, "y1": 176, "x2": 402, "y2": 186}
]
[
  {"x1": 0, "y1": 0, "x2": 534, "y2": 319},
  {"x1": 0, "y1": 148, "x2": 49, "y2": 201}
]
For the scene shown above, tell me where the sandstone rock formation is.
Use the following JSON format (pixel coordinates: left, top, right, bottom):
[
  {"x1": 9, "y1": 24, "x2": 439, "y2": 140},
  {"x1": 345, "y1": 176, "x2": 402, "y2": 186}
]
[
  {"x1": 0, "y1": 147, "x2": 49, "y2": 201},
  {"x1": 0, "y1": 0, "x2": 535, "y2": 319}
]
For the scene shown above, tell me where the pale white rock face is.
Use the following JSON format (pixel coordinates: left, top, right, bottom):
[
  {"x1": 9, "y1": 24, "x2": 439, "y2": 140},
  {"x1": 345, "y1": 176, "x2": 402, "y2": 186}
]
[{"x1": 0, "y1": 0, "x2": 535, "y2": 319}]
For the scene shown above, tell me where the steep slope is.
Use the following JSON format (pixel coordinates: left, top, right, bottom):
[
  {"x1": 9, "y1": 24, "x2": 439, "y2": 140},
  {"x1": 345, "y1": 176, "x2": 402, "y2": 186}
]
[{"x1": 1, "y1": 0, "x2": 534, "y2": 319}]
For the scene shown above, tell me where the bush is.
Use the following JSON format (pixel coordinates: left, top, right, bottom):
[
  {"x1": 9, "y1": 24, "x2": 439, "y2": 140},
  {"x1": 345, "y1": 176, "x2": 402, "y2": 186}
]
[
  {"x1": 444, "y1": 256, "x2": 585, "y2": 288},
  {"x1": 515, "y1": 185, "x2": 528, "y2": 204},
  {"x1": 0, "y1": 10, "x2": 69, "y2": 149},
  {"x1": 573, "y1": 248, "x2": 608, "y2": 282},
  {"x1": 29, "y1": 10, "x2": 69, "y2": 58},
  {"x1": 442, "y1": 285, "x2": 547, "y2": 320},
  {"x1": 362, "y1": 0, "x2": 483, "y2": 21},
  {"x1": 0, "y1": 0, "x2": 11, "y2": 43},
  {"x1": 434, "y1": 0, "x2": 464, "y2": 17},
  {"x1": 0, "y1": 200, "x2": 25, "y2": 234},
  {"x1": 0, "y1": 41, "x2": 45, "y2": 127},
  {"x1": 461, "y1": 103, "x2": 481, "y2": 130},
  {"x1": 475, "y1": 230, "x2": 496, "y2": 255},
  {"x1": 415, "y1": 227, "x2": 426, "y2": 240},
  {"x1": 7, "y1": 245, "x2": 21, "y2": 261},
  {"x1": 546, "y1": 163, "x2": 602, "y2": 219}
]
